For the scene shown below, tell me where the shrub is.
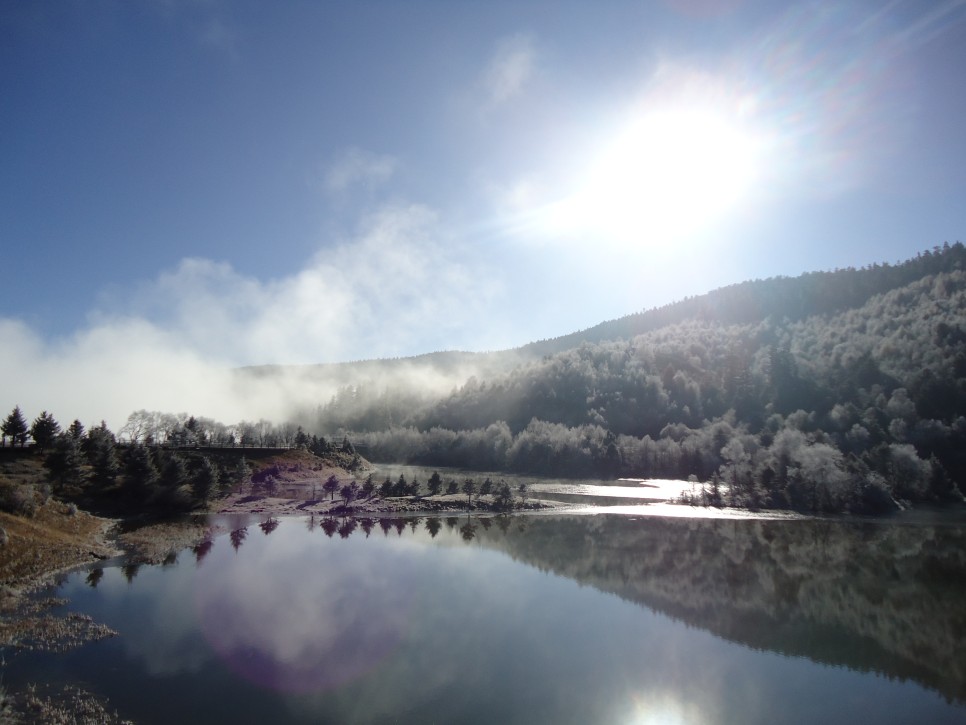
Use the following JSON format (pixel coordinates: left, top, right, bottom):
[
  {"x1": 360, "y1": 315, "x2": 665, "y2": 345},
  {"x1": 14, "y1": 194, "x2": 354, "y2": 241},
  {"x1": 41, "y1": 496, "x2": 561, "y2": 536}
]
[{"x1": 0, "y1": 484, "x2": 37, "y2": 517}]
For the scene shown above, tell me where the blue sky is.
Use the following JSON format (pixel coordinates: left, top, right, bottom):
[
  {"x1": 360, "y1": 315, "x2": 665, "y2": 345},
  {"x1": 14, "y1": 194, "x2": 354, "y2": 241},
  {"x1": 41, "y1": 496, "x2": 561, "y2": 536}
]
[{"x1": 2, "y1": 0, "x2": 965, "y2": 425}]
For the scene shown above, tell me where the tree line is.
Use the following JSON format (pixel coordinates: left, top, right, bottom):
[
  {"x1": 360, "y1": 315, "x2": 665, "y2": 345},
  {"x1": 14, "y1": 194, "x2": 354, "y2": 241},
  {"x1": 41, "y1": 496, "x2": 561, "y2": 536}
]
[
  {"x1": 310, "y1": 245, "x2": 966, "y2": 514},
  {"x1": 1, "y1": 407, "x2": 251, "y2": 513}
]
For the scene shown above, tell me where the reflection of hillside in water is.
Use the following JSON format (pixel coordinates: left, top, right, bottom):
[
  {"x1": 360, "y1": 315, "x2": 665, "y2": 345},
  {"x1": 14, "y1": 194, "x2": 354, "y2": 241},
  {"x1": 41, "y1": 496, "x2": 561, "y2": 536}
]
[
  {"x1": 244, "y1": 511, "x2": 965, "y2": 702},
  {"x1": 468, "y1": 514, "x2": 966, "y2": 703}
]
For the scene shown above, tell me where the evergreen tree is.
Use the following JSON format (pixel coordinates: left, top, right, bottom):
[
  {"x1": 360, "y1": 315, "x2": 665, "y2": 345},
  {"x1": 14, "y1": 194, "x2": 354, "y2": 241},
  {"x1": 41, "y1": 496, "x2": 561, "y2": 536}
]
[
  {"x1": 83, "y1": 421, "x2": 116, "y2": 459},
  {"x1": 160, "y1": 454, "x2": 189, "y2": 489},
  {"x1": 493, "y1": 481, "x2": 515, "y2": 511},
  {"x1": 193, "y1": 458, "x2": 219, "y2": 502},
  {"x1": 379, "y1": 476, "x2": 393, "y2": 497},
  {"x1": 427, "y1": 471, "x2": 443, "y2": 496},
  {"x1": 322, "y1": 474, "x2": 340, "y2": 501},
  {"x1": 45, "y1": 433, "x2": 86, "y2": 490},
  {"x1": 295, "y1": 426, "x2": 309, "y2": 448},
  {"x1": 125, "y1": 445, "x2": 159, "y2": 496},
  {"x1": 67, "y1": 419, "x2": 85, "y2": 441},
  {"x1": 30, "y1": 411, "x2": 60, "y2": 453},
  {"x1": 2, "y1": 405, "x2": 29, "y2": 448},
  {"x1": 232, "y1": 456, "x2": 251, "y2": 490},
  {"x1": 340, "y1": 481, "x2": 358, "y2": 508},
  {"x1": 480, "y1": 477, "x2": 494, "y2": 496},
  {"x1": 361, "y1": 474, "x2": 375, "y2": 499},
  {"x1": 461, "y1": 478, "x2": 477, "y2": 508},
  {"x1": 89, "y1": 436, "x2": 120, "y2": 489}
]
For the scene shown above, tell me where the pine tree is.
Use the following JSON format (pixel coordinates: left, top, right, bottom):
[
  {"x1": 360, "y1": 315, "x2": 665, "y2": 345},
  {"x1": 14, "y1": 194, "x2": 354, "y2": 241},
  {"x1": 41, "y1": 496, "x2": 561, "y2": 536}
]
[
  {"x1": 323, "y1": 474, "x2": 340, "y2": 501},
  {"x1": 45, "y1": 434, "x2": 86, "y2": 490},
  {"x1": 125, "y1": 445, "x2": 159, "y2": 496},
  {"x1": 461, "y1": 478, "x2": 477, "y2": 508},
  {"x1": 90, "y1": 437, "x2": 120, "y2": 489},
  {"x1": 30, "y1": 411, "x2": 60, "y2": 453},
  {"x1": 2, "y1": 405, "x2": 29, "y2": 448},
  {"x1": 159, "y1": 454, "x2": 189, "y2": 489},
  {"x1": 192, "y1": 458, "x2": 219, "y2": 502}
]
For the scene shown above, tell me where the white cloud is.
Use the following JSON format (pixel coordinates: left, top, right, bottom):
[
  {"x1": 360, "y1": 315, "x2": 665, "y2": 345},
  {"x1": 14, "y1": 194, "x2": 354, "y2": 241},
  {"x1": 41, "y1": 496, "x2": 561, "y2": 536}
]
[
  {"x1": 324, "y1": 147, "x2": 397, "y2": 194},
  {"x1": 482, "y1": 34, "x2": 536, "y2": 106},
  {"x1": 0, "y1": 204, "x2": 504, "y2": 429}
]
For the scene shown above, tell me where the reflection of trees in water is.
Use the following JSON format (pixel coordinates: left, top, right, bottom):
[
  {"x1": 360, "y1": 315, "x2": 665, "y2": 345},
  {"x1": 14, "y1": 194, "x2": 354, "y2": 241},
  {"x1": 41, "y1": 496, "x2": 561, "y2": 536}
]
[
  {"x1": 123, "y1": 563, "x2": 140, "y2": 583},
  {"x1": 259, "y1": 517, "x2": 280, "y2": 536},
  {"x1": 460, "y1": 519, "x2": 477, "y2": 542},
  {"x1": 321, "y1": 518, "x2": 339, "y2": 538},
  {"x1": 338, "y1": 518, "x2": 357, "y2": 539},
  {"x1": 230, "y1": 527, "x2": 248, "y2": 551},
  {"x1": 86, "y1": 567, "x2": 104, "y2": 588},
  {"x1": 467, "y1": 514, "x2": 966, "y2": 704},
  {"x1": 285, "y1": 513, "x2": 510, "y2": 543},
  {"x1": 193, "y1": 538, "x2": 214, "y2": 564}
]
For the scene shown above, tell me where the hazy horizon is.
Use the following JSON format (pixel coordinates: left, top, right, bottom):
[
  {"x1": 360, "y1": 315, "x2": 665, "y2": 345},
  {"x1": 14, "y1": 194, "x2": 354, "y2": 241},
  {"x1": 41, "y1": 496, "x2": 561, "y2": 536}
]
[{"x1": 3, "y1": 1, "x2": 965, "y2": 427}]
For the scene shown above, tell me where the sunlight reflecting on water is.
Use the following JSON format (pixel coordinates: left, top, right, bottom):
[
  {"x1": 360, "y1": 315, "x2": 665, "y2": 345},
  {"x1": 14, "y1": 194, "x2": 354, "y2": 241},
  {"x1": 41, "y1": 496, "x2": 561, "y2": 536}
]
[{"x1": 624, "y1": 693, "x2": 708, "y2": 725}]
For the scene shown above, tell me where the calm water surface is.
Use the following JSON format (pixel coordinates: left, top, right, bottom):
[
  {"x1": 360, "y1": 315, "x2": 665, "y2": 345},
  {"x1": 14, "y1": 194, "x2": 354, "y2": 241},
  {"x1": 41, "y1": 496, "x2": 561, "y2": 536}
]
[{"x1": 7, "y1": 511, "x2": 966, "y2": 724}]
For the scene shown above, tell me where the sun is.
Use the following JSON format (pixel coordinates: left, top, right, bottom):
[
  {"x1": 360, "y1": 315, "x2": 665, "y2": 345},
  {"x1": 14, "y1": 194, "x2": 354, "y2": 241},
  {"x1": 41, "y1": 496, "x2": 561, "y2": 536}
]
[{"x1": 553, "y1": 105, "x2": 763, "y2": 245}]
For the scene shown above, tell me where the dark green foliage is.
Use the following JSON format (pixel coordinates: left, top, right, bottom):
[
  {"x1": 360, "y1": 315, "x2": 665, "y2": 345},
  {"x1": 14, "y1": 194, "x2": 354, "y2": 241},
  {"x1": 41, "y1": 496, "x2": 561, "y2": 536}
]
[
  {"x1": 379, "y1": 476, "x2": 393, "y2": 497},
  {"x1": 44, "y1": 434, "x2": 86, "y2": 490},
  {"x1": 30, "y1": 411, "x2": 60, "y2": 453},
  {"x1": 124, "y1": 445, "x2": 159, "y2": 495},
  {"x1": 323, "y1": 474, "x2": 340, "y2": 501},
  {"x1": 192, "y1": 458, "x2": 219, "y2": 502},
  {"x1": 160, "y1": 454, "x2": 189, "y2": 490},
  {"x1": 232, "y1": 456, "x2": 251, "y2": 490},
  {"x1": 2, "y1": 406, "x2": 29, "y2": 448},
  {"x1": 67, "y1": 419, "x2": 85, "y2": 441},
  {"x1": 361, "y1": 474, "x2": 375, "y2": 499},
  {"x1": 89, "y1": 435, "x2": 120, "y2": 489},
  {"x1": 461, "y1": 478, "x2": 476, "y2": 508},
  {"x1": 493, "y1": 482, "x2": 514, "y2": 511},
  {"x1": 340, "y1": 481, "x2": 359, "y2": 507},
  {"x1": 427, "y1": 471, "x2": 443, "y2": 496}
]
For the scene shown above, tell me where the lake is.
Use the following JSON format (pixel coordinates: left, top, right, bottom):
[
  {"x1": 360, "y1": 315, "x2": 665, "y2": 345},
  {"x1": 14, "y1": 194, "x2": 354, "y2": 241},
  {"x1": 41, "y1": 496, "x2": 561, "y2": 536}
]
[{"x1": 5, "y1": 504, "x2": 966, "y2": 724}]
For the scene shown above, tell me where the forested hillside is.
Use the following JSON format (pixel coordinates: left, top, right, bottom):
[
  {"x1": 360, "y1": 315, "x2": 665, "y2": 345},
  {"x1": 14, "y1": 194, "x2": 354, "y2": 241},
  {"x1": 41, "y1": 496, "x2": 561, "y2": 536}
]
[{"x1": 313, "y1": 244, "x2": 966, "y2": 513}]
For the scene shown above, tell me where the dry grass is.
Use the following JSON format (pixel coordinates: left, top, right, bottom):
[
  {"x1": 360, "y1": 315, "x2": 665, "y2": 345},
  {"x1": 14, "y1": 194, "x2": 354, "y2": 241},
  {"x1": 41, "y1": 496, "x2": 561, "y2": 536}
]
[{"x1": 0, "y1": 500, "x2": 118, "y2": 593}]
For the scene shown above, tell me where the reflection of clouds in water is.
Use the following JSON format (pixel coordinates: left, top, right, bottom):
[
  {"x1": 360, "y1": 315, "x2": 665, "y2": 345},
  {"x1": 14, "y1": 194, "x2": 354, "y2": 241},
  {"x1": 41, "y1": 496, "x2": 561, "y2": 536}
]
[
  {"x1": 195, "y1": 527, "x2": 417, "y2": 694},
  {"x1": 83, "y1": 565, "x2": 215, "y2": 677}
]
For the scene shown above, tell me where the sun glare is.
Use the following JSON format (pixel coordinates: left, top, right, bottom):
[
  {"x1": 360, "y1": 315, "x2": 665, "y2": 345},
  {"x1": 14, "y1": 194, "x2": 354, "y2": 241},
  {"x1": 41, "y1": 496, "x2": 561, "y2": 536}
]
[{"x1": 554, "y1": 105, "x2": 763, "y2": 245}]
